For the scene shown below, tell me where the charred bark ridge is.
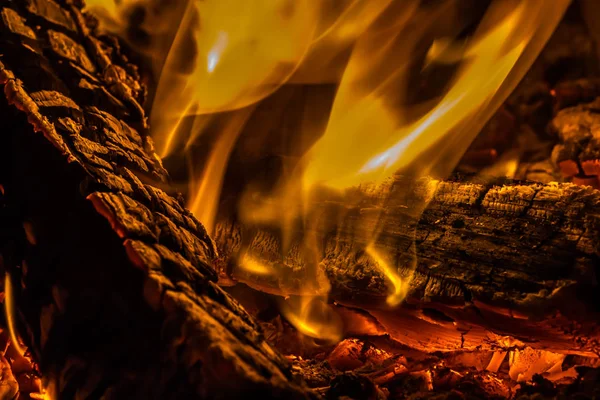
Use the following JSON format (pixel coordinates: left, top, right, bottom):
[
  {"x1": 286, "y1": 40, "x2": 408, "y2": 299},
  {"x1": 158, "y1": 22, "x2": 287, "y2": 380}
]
[
  {"x1": 0, "y1": 1, "x2": 314, "y2": 398},
  {"x1": 215, "y1": 176, "x2": 600, "y2": 356}
]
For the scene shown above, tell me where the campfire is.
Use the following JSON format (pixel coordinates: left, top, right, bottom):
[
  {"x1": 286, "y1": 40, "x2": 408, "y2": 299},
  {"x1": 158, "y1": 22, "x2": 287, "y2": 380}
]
[{"x1": 0, "y1": 0, "x2": 599, "y2": 398}]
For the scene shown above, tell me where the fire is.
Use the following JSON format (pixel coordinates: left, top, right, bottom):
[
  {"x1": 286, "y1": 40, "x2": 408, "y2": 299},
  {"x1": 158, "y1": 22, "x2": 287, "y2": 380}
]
[
  {"x1": 29, "y1": 391, "x2": 53, "y2": 400},
  {"x1": 302, "y1": 0, "x2": 570, "y2": 190},
  {"x1": 151, "y1": 0, "x2": 320, "y2": 157},
  {"x1": 186, "y1": 108, "x2": 256, "y2": 234},
  {"x1": 4, "y1": 273, "x2": 25, "y2": 357},
  {"x1": 280, "y1": 296, "x2": 343, "y2": 343},
  {"x1": 366, "y1": 245, "x2": 409, "y2": 307},
  {"x1": 86, "y1": 0, "x2": 570, "y2": 340}
]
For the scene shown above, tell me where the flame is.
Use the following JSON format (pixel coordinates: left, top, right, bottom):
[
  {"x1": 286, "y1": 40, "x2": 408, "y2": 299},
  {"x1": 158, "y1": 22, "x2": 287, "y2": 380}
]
[
  {"x1": 87, "y1": 0, "x2": 570, "y2": 340},
  {"x1": 30, "y1": 392, "x2": 53, "y2": 400},
  {"x1": 246, "y1": 0, "x2": 567, "y2": 337},
  {"x1": 366, "y1": 245, "x2": 410, "y2": 307},
  {"x1": 152, "y1": 0, "x2": 321, "y2": 157},
  {"x1": 280, "y1": 296, "x2": 343, "y2": 343},
  {"x1": 39, "y1": 382, "x2": 57, "y2": 400},
  {"x1": 238, "y1": 254, "x2": 273, "y2": 276},
  {"x1": 302, "y1": 0, "x2": 570, "y2": 190},
  {"x1": 4, "y1": 273, "x2": 25, "y2": 356},
  {"x1": 4, "y1": 273, "x2": 54, "y2": 399},
  {"x1": 186, "y1": 107, "x2": 255, "y2": 234}
]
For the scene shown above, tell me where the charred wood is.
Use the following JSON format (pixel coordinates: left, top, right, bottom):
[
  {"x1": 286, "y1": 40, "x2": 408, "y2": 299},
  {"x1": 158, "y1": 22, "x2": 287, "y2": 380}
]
[{"x1": 0, "y1": 1, "x2": 314, "y2": 399}]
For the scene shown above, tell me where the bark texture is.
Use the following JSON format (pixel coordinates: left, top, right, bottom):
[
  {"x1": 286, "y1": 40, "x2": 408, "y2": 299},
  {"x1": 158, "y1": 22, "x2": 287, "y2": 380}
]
[
  {"x1": 0, "y1": 1, "x2": 314, "y2": 398},
  {"x1": 215, "y1": 176, "x2": 600, "y2": 356}
]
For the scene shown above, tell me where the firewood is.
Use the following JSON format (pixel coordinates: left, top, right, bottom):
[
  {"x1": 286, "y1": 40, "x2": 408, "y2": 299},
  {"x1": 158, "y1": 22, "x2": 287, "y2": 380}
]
[
  {"x1": 214, "y1": 176, "x2": 600, "y2": 356},
  {"x1": 0, "y1": 1, "x2": 315, "y2": 399}
]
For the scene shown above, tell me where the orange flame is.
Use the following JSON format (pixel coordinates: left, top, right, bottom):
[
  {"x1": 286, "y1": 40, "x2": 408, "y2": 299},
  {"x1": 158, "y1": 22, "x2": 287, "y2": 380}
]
[
  {"x1": 151, "y1": 0, "x2": 320, "y2": 157},
  {"x1": 186, "y1": 107, "x2": 255, "y2": 234},
  {"x1": 239, "y1": 0, "x2": 568, "y2": 337},
  {"x1": 4, "y1": 272, "x2": 25, "y2": 356}
]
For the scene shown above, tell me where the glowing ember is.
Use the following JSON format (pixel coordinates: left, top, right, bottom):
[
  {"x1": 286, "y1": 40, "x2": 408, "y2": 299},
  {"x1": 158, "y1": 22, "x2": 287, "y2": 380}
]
[
  {"x1": 29, "y1": 392, "x2": 52, "y2": 400},
  {"x1": 508, "y1": 347, "x2": 567, "y2": 382}
]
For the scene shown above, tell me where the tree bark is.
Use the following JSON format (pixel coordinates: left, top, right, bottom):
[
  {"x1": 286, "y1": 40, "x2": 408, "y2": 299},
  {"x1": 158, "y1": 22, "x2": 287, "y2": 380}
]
[
  {"x1": 0, "y1": 1, "x2": 315, "y2": 398},
  {"x1": 214, "y1": 175, "x2": 600, "y2": 357}
]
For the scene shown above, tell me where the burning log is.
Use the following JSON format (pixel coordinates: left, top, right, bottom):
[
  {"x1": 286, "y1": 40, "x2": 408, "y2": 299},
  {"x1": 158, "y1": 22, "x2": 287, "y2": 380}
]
[
  {"x1": 214, "y1": 175, "x2": 600, "y2": 356},
  {"x1": 0, "y1": 1, "x2": 315, "y2": 398}
]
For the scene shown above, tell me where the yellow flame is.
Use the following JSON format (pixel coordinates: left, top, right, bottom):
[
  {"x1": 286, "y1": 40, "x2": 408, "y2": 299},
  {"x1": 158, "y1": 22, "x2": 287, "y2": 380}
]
[
  {"x1": 4, "y1": 273, "x2": 25, "y2": 356},
  {"x1": 238, "y1": 254, "x2": 273, "y2": 276},
  {"x1": 366, "y1": 245, "x2": 410, "y2": 306},
  {"x1": 289, "y1": 0, "x2": 401, "y2": 84},
  {"x1": 234, "y1": 0, "x2": 567, "y2": 338},
  {"x1": 152, "y1": 0, "x2": 320, "y2": 157},
  {"x1": 302, "y1": 0, "x2": 570, "y2": 190},
  {"x1": 280, "y1": 296, "x2": 343, "y2": 343},
  {"x1": 244, "y1": 0, "x2": 565, "y2": 337},
  {"x1": 186, "y1": 107, "x2": 255, "y2": 234},
  {"x1": 32, "y1": 381, "x2": 57, "y2": 400}
]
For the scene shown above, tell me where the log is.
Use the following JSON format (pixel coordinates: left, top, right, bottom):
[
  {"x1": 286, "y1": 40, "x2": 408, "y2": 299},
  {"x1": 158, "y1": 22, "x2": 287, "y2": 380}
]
[
  {"x1": 0, "y1": 1, "x2": 315, "y2": 399},
  {"x1": 214, "y1": 175, "x2": 600, "y2": 357}
]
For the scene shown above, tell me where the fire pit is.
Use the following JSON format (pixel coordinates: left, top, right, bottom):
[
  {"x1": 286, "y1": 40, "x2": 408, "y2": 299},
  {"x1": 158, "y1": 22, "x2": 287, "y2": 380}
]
[{"x1": 0, "y1": 0, "x2": 599, "y2": 399}]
